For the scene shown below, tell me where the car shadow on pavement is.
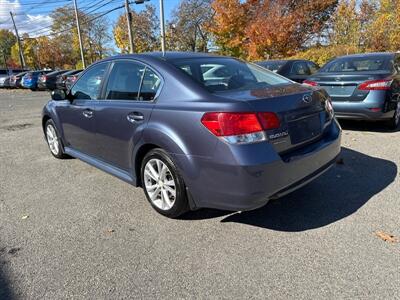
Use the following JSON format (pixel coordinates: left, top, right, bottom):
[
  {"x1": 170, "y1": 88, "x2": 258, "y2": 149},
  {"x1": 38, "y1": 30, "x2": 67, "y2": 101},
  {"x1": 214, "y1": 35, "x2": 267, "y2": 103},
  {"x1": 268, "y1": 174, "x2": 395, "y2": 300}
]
[
  {"x1": 182, "y1": 147, "x2": 397, "y2": 231},
  {"x1": 219, "y1": 147, "x2": 397, "y2": 231},
  {"x1": 338, "y1": 119, "x2": 399, "y2": 133},
  {"x1": 0, "y1": 249, "x2": 14, "y2": 300}
]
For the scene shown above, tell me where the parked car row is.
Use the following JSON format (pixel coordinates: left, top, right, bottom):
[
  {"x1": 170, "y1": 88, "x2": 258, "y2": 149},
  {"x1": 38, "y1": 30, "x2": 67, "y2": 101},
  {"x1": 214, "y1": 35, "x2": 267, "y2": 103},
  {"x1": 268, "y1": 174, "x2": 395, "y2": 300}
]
[
  {"x1": 257, "y1": 52, "x2": 400, "y2": 129},
  {"x1": 0, "y1": 68, "x2": 28, "y2": 88},
  {"x1": 0, "y1": 68, "x2": 82, "y2": 91}
]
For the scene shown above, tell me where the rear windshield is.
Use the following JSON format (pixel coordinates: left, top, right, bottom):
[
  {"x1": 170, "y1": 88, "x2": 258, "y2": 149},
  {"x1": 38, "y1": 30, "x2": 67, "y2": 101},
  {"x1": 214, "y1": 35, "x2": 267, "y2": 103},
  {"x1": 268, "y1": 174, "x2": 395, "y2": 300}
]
[
  {"x1": 171, "y1": 57, "x2": 290, "y2": 93},
  {"x1": 257, "y1": 61, "x2": 286, "y2": 72},
  {"x1": 321, "y1": 56, "x2": 392, "y2": 72}
]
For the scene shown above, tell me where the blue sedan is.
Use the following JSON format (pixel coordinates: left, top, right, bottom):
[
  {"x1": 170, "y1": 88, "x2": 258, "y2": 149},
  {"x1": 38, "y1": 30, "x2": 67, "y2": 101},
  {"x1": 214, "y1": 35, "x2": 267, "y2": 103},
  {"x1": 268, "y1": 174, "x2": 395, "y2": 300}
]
[{"x1": 42, "y1": 52, "x2": 341, "y2": 218}]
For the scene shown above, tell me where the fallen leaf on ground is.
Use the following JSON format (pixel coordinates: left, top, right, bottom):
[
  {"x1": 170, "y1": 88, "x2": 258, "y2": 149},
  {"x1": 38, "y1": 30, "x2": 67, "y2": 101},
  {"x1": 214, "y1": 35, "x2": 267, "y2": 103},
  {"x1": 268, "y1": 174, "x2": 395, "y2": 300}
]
[
  {"x1": 21, "y1": 215, "x2": 29, "y2": 220},
  {"x1": 375, "y1": 231, "x2": 399, "y2": 243},
  {"x1": 105, "y1": 229, "x2": 115, "y2": 234}
]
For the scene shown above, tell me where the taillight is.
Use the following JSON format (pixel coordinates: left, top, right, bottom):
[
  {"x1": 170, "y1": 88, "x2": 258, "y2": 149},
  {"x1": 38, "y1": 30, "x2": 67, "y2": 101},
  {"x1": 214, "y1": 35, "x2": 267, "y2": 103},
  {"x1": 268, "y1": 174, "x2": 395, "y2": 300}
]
[
  {"x1": 303, "y1": 80, "x2": 318, "y2": 87},
  {"x1": 325, "y1": 98, "x2": 334, "y2": 118},
  {"x1": 201, "y1": 112, "x2": 280, "y2": 144},
  {"x1": 358, "y1": 79, "x2": 392, "y2": 91}
]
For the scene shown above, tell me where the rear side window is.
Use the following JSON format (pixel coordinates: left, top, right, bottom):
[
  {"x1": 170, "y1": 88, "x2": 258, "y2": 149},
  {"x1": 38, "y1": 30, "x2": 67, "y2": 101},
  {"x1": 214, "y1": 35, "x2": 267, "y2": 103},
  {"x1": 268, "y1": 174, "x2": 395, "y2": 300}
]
[
  {"x1": 71, "y1": 63, "x2": 107, "y2": 100},
  {"x1": 172, "y1": 57, "x2": 290, "y2": 93},
  {"x1": 139, "y1": 68, "x2": 161, "y2": 101},
  {"x1": 105, "y1": 61, "x2": 161, "y2": 102},
  {"x1": 321, "y1": 56, "x2": 391, "y2": 72},
  {"x1": 105, "y1": 61, "x2": 144, "y2": 101}
]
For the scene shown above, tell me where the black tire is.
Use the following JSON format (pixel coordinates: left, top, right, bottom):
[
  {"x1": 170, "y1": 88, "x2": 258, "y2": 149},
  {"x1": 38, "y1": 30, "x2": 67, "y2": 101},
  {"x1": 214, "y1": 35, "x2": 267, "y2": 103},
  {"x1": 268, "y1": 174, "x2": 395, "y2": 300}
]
[
  {"x1": 141, "y1": 148, "x2": 189, "y2": 218},
  {"x1": 386, "y1": 103, "x2": 400, "y2": 130},
  {"x1": 44, "y1": 119, "x2": 68, "y2": 159}
]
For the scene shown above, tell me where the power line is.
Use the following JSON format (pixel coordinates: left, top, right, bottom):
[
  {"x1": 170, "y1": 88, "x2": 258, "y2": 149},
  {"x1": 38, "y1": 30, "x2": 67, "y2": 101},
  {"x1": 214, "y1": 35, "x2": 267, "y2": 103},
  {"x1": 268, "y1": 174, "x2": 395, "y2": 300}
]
[
  {"x1": 18, "y1": 0, "x2": 118, "y2": 36},
  {"x1": 23, "y1": 4, "x2": 124, "y2": 39}
]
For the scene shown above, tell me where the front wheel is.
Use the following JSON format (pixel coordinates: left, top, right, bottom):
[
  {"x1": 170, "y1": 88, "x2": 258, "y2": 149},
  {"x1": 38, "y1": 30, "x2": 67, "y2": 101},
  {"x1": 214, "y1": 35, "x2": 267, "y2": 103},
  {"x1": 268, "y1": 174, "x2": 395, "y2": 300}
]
[
  {"x1": 45, "y1": 119, "x2": 68, "y2": 159},
  {"x1": 141, "y1": 149, "x2": 189, "y2": 218}
]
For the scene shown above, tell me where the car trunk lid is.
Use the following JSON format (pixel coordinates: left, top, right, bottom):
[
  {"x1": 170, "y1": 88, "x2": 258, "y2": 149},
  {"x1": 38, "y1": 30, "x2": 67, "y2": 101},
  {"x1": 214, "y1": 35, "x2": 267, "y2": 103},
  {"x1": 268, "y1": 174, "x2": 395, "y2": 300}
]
[
  {"x1": 308, "y1": 71, "x2": 392, "y2": 101},
  {"x1": 215, "y1": 84, "x2": 332, "y2": 153}
]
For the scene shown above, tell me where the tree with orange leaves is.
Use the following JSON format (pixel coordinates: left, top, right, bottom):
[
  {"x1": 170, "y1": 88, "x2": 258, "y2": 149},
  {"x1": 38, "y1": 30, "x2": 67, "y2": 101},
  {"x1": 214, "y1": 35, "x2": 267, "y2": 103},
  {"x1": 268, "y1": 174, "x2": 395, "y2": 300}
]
[{"x1": 208, "y1": 0, "x2": 338, "y2": 60}]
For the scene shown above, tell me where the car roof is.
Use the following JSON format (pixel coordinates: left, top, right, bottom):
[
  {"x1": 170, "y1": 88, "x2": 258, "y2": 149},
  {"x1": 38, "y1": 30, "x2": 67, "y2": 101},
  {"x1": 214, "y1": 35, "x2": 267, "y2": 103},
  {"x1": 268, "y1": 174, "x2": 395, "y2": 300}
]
[
  {"x1": 337, "y1": 52, "x2": 394, "y2": 59},
  {"x1": 102, "y1": 51, "x2": 223, "y2": 63}
]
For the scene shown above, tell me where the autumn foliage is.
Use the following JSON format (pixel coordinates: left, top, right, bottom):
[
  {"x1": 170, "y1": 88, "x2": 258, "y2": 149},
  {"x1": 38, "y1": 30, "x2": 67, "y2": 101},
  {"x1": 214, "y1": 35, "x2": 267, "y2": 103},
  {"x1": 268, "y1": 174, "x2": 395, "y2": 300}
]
[{"x1": 209, "y1": 0, "x2": 338, "y2": 60}]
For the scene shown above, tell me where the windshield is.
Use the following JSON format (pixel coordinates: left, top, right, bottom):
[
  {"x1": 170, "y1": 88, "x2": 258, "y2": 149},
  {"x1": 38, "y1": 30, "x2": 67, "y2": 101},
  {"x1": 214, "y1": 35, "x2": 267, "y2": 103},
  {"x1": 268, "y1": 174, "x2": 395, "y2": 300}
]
[
  {"x1": 257, "y1": 61, "x2": 286, "y2": 72},
  {"x1": 171, "y1": 57, "x2": 291, "y2": 93},
  {"x1": 321, "y1": 55, "x2": 392, "y2": 72}
]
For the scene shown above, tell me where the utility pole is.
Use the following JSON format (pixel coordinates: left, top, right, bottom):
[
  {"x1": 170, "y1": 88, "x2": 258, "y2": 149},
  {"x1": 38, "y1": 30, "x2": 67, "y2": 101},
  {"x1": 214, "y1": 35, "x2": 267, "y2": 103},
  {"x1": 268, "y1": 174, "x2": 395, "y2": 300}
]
[
  {"x1": 73, "y1": 0, "x2": 86, "y2": 69},
  {"x1": 125, "y1": 0, "x2": 134, "y2": 54},
  {"x1": 159, "y1": 0, "x2": 166, "y2": 54},
  {"x1": 9, "y1": 12, "x2": 25, "y2": 69}
]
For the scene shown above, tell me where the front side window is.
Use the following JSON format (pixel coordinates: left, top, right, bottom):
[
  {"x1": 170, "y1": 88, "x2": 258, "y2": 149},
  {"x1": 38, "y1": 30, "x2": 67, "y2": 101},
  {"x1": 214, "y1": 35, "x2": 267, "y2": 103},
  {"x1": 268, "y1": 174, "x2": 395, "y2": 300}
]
[
  {"x1": 172, "y1": 58, "x2": 290, "y2": 93},
  {"x1": 71, "y1": 63, "x2": 107, "y2": 100}
]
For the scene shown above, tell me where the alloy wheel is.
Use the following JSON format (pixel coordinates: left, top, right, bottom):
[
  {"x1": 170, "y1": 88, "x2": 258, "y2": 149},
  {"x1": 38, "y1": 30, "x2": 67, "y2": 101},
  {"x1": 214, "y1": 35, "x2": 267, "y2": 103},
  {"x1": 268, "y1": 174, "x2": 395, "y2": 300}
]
[
  {"x1": 46, "y1": 124, "x2": 60, "y2": 155},
  {"x1": 143, "y1": 158, "x2": 176, "y2": 210}
]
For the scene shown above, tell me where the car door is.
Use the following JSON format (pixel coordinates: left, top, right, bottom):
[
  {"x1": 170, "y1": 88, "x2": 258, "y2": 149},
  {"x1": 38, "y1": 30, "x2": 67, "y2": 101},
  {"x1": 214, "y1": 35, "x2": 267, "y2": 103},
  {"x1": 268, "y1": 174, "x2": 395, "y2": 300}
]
[
  {"x1": 289, "y1": 61, "x2": 311, "y2": 83},
  {"x1": 93, "y1": 60, "x2": 161, "y2": 171},
  {"x1": 56, "y1": 62, "x2": 108, "y2": 156}
]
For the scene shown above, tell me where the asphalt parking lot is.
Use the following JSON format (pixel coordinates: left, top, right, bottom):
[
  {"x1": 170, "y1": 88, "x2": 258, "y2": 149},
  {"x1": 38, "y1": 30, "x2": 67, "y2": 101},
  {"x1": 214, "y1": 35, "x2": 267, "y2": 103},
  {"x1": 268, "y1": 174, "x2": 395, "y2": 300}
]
[{"x1": 0, "y1": 89, "x2": 399, "y2": 299}]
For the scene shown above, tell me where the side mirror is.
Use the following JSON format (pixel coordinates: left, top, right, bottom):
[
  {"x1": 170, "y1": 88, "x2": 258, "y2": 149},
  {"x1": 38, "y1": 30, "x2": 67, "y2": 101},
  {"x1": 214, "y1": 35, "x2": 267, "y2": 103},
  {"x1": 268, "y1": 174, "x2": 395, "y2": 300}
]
[{"x1": 51, "y1": 89, "x2": 66, "y2": 101}]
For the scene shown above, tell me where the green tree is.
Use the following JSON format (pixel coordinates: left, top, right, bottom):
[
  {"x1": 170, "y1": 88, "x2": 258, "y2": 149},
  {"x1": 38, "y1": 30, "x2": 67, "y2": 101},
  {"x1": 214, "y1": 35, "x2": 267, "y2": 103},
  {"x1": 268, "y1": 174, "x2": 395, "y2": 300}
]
[
  {"x1": 50, "y1": 6, "x2": 111, "y2": 67},
  {"x1": 0, "y1": 29, "x2": 16, "y2": 67},
  {"x1": 113, "y1": 4, "x2": 159, "y2": 53},
  {"x1": 168, "y1": 0, "x2": 213, "y2": 52},
  {"x1": 330, "y1": 0, "x2": 362, "y2": 51},
  {"x1": 367, "y1": 0, "x2": 400, "y2": 51}
]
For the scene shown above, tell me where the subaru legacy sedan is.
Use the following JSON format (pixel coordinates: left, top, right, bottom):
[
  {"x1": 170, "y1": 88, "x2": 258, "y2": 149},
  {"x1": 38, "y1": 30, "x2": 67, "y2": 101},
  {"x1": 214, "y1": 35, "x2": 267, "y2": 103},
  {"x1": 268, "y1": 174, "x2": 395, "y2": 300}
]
[
  {"x1": 304, "y1": 52, "x2": 400, "y2": 129},
  {"x1": 42, "y1": 52, "x2": 341, "y2": 218}
]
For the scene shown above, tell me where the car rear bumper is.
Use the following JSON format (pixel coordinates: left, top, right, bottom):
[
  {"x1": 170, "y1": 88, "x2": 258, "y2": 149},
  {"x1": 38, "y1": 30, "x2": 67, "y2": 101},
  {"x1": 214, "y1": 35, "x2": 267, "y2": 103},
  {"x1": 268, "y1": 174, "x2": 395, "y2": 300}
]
[
  {"x1": 332, "y1": 91, "x2": 394, "y2": 120},
  {"x1": 174, "y1": 119, "x2": 341, "y2": 211}
]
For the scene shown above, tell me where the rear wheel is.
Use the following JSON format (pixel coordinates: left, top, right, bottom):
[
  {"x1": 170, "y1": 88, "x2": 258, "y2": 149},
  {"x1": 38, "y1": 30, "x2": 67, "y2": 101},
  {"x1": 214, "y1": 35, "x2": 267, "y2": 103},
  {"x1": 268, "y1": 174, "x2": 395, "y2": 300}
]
[
  {"x1": 386, "y1": 103, "x2": 400, "y2": 130},
  {"x1": 45, "y1": 119, "x2": 67, "y2": 159},
  {"x1": 141, "y1": 149, "x2": 189, "y2": 218}
]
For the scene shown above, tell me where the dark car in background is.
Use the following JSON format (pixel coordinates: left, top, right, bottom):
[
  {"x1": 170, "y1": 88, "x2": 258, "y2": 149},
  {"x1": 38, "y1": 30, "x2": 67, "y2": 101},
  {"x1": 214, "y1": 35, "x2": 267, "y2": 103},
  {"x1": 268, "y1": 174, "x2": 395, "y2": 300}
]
[
  {"x1": 56, "y1": 69, "x2": 82, "y2": 90},
  {"x1": 42, "y1": 52, "x2": 341, "y2": 218},
  {"x1": 64, "y1": 71, "x2": 82, "y2": 90},
  {"x1": 21, "y1": 70, "x2": 52, "y2": 91},
  {"x1": 256, "y1": 59, "x2": 319, "y2": 83},
  {"x1": 304, "y1": 52, "x2": 400, "y2": 129},
  {"x1": 38, "y1": 70, "x2": 70, "y2": 91},
  {"x1": 10, "y1": 71, "x2": 30, "y2": 88}
]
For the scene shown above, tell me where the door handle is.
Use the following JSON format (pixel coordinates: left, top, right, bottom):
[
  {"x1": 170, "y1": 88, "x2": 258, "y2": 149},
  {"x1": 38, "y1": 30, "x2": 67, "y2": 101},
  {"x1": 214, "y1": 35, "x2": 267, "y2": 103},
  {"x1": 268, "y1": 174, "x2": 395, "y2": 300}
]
[
  {"x1": 127, "y1": 112, "x2": 144, "y2": 123},
  {"x1": 82, "y1": 109, "x2": 93, "y2": 118}
]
